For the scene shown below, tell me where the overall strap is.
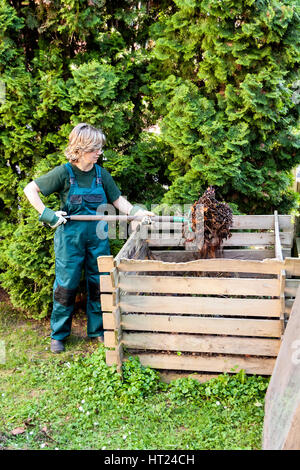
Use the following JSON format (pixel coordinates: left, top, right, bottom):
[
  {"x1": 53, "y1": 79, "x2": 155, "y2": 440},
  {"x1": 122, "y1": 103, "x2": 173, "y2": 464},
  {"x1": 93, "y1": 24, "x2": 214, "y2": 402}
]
[
  {"x1": 95, "y1": 164, "x2": 102, "y2": 186},
  {"x1": 65, "y1": 163, "x2": 77, "y2": 186}
]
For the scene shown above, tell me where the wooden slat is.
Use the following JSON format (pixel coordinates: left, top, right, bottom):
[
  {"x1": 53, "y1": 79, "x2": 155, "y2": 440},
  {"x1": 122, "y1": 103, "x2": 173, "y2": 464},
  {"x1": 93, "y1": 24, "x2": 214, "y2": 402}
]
[
  {"x1": 106, "y1": 350, "x2": 276, "y2": 375},
  {"x1": 117, "y1": 257, "x2": 284, "y2": 274},
  {"x1": 232, "y1": 215, "x2": 292, "y2": 230},
  {"x1": 133, "y1": 353, "x2": 276, "y2": 375},
  {"x1": 100, "y1": 294, "x2": 113, "y2": 312},
  {"x1": 103, "y1": 299, "x2": 297, "y2": 329},
  {"x1": 150, "y1": 249, "x2": 276, "y2": 262},
  {"x1": 116, "y1": 314, "x2": 281, "y2": 337},
  {"x1": 103, "y1": 290, "x2": 297, "y2": 318},
  {"x1": 104, "y1": 331, "x2": 280, "y2": 356},
  {"x1": 103, "y1": 311, "x2": 115, "y2": 329},
  {"x1": 118, "y1": 274, "x2": 280, "y2": 296},
  {"x1": 147, "y1": 232, "x2": 292, "y2": 247},
  {"x1": 97, "y1": 255, "x2": 114, "y2": 273},
  {"x1": 116, "y1": 257, "x2": 300, "y2": 276},
  {"x1": 100, "y1": 275, "x2": 113, "y2": 293},
  {"x1": 284, "y1": 258, "x2": 300, "y2": 277},
  {"x1": 120, "y1": 295, "x2": 281, "y2": 317},
  {"x1": 148, "y1": 215, "x2": 292, "y2": 231}
]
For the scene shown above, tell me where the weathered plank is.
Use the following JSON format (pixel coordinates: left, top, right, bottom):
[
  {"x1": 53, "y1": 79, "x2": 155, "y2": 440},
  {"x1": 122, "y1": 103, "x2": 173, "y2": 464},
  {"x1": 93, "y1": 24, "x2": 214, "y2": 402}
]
[
  {"x1": 117, "y1": 257, "x2": 283, "y2": 274},
  {"x1": 104, "y1": 313, "x2": 281, "y2": 337},
  {"x1": 106, "y1": 350, "x2": 276, "y2": 375},
  {"x1": 232, "y1": 215, "x2": 292, "y2": 230},
  {"x1": 104, "y1": 331, "x2": 280, "y2": 356},
  {"x1": 118, "y1": 274, "x2": 280, "y2": 296},
  {"x1": 103, "y1": 311, "x2": 115, "y2": 329},
  {"x1": 263, "y1": 286, "x2": 300, "y2": 449},
  {"x1": 274, "y1": 211, "x2": 283, "y2": 261},
  {"x1": 100, "y1": 294, "x2": 113, "y2": 312},
  {"x1": 148, "y1": 215, "x2": 292, "y2": 231},
  {"x1": 284, "y1": 258, "x2": 300, "y2": 277},
  {"x1": 147, "y1": 232, "x2": 293, "y2": 247},
  {"x1": 119, "y1": 295, "x2": 281, "y2": 317},
  {"x1": 97, "y1": 255, "x2": 114, "y2": 273},
  {"x1": 151, "y1": 249, "x2": 276, "y2": 262},
  {"x1": 100, "y1": 275, "x2": 113, "y2": 293},
  {"x1": 102, "y1": 263, "x2": 296, "y2": 297},
  {"x1": 116, "y1": 257, "x2": 300, "y2": 276}
]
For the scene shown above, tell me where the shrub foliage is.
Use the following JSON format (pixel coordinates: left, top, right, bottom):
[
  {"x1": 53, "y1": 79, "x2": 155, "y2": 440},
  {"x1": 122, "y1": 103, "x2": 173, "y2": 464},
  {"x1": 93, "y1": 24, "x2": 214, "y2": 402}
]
[
  {"x1": 149, "y1": 0, "x2": 300, "y2": 212},
  {"x1": 0, "y1": 0, "x2": 299, "y2": 317}
]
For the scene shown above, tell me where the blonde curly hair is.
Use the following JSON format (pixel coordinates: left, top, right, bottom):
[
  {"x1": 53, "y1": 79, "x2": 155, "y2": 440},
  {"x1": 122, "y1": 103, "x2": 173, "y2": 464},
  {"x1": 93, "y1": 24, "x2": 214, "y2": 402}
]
[{"x1": 64, "y1": 123, "x2": 106, "y2": 162}]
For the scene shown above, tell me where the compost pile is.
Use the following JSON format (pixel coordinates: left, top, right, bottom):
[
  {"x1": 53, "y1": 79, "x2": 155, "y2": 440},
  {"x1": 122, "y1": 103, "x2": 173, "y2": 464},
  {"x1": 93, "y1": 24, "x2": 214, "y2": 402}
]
[{"x1": 188, "y1": 187, "x2": 233, "y2": 258}]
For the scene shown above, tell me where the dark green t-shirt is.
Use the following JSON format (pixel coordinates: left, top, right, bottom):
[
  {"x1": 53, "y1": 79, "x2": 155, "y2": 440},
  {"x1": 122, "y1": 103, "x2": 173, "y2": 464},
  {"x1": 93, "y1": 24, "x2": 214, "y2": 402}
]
[{"x1": 34, "y1": 164, "x2": 121, "y2": 208}]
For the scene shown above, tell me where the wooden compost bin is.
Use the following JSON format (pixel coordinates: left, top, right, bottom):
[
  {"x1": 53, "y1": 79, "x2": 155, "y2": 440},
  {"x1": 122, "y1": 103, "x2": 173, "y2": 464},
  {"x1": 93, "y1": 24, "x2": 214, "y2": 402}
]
[{"x1": 98, "y1": 213, "x2": 300, "y2": 382}]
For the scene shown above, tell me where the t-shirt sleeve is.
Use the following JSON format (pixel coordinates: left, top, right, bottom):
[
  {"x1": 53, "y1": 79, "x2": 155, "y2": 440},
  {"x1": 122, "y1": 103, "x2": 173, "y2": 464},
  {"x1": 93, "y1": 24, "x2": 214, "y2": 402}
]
[
  {"x1": 34, "y1": 165, "x2": 68, "y2": 197},
  {"x1": 101, "y1": 168, "x2": 121, "y2": 204}
]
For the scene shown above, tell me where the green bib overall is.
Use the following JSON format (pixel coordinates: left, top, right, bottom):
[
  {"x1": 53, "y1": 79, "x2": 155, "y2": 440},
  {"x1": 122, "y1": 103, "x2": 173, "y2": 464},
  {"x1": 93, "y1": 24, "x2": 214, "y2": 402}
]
[{"x1": 51, "y1": 163, "x2": 110, "y2": 340}]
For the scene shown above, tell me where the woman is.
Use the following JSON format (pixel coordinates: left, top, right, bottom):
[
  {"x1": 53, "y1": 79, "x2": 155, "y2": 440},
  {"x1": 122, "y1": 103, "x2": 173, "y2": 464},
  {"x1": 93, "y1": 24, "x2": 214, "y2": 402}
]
[{"x1": 24, "y1": 123, "x2": 151, "y2": 353}]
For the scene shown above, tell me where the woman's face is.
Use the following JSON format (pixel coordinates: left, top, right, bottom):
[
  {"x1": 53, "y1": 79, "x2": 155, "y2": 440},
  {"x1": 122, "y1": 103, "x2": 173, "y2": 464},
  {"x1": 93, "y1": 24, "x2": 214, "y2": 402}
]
[{"x1": 80, "y1": 146, "x2": 103, "y2": 165}]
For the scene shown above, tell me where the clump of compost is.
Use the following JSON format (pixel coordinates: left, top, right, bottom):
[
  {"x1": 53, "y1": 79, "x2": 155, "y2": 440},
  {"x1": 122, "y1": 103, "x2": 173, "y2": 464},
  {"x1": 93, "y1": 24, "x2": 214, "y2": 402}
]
[{"x1": 188, "y1": 187, "x2": 233, "y2": 258}]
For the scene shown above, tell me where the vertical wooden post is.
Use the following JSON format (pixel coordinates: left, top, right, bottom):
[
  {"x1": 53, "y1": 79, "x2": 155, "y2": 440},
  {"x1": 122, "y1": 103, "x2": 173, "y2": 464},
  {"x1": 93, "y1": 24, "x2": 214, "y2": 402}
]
[
  {"x1": 111, "y1": 267, "x2": 123, "y2": 376},
  {"x1": 275, "y1": 211, "x2": 286, "y2": 334},
  {"x1": 279, "y1": 269, "x2": 286, "y2": 336},
  {"x1": 274, "y1": 211, "x2": 283, "y2": 262},
  {"x1": 98, "y1": 255, "x2": 123, "y2": 375}
]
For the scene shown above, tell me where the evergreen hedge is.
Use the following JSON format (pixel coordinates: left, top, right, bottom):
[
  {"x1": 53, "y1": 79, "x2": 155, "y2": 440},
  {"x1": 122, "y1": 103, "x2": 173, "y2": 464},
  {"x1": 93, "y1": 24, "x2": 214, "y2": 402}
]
[
  {"x1": 0, "y1": 0, "x2": 170, "y2": 318},
  {"x1": 149, "y1": 0, "x2": 300, "y2": 213},
  {"x1": 0, "y1": 0, "x2": 299, "y2": 318}
]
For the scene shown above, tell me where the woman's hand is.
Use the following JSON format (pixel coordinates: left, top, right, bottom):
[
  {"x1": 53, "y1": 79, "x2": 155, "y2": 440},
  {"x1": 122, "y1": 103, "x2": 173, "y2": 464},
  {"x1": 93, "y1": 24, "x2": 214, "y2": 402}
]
[
  {"x1": 39, "y1": 208, "x2": 67, "y2": 228},
  {"x1": 113, "y1": 196, "x2": 154, "y2": 232}
]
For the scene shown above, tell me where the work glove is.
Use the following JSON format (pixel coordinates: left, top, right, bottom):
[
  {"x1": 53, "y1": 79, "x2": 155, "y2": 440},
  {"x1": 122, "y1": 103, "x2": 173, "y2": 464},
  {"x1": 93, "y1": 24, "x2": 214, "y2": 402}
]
[
  {"x1": 129, "y1": 205, "x2": 154, "y2": 219},
  {"x1": 39, "y1": 208, "x2": 67, "y2": 229},
  {"x1": 129, "y1": 205, "x2": 154, "y2": 232}
]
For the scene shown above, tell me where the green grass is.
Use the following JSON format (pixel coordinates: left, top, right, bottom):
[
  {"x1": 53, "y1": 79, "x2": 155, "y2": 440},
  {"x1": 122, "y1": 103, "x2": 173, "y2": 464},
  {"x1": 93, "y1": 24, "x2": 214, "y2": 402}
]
[{"x1": 0, "y1": 300, "x2": 268, "y2": 450}]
